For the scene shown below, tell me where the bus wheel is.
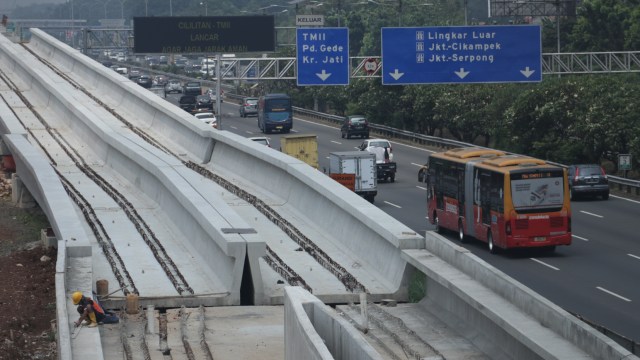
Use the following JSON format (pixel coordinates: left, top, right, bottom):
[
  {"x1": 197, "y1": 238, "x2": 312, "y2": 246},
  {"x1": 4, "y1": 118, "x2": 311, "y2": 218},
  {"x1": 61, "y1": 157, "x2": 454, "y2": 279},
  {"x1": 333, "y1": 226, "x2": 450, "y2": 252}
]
[
  {"x1": 488, "y1": 232, "x2": 498, "y2": 254},
  {"x1": 458, "y1": 220, "x2": 467, "y2": 243},
  {"x1": 544, "y1": 245, "x2": 556, "y2": 253}
]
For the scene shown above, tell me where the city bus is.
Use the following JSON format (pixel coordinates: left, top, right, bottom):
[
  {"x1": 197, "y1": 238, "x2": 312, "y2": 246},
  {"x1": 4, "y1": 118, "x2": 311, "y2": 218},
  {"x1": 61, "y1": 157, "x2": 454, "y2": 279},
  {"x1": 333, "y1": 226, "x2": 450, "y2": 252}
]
[
  {"x1": 426, "y1": 147, "x2": 571, "y2": 253},
  {"x1": 258, "y1": 93, "x2": 293, "y2": 134}
]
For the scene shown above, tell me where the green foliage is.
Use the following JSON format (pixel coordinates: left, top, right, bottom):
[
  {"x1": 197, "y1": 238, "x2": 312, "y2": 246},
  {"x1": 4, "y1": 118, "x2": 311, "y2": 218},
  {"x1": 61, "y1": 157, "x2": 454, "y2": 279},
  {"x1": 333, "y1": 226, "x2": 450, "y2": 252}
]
[
  {"x1": 569, "y1": 0, "x2": 635, "y2": 51},
  {"x1": 408, "y1": 270, "x2": 426, "y2": 303}
]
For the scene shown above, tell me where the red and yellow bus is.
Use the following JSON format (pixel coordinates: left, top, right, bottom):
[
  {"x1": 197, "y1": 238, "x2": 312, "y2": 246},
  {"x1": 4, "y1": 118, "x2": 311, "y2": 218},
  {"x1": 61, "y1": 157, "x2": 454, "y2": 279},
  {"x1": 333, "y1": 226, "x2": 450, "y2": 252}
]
[{"x1": 426, "y1": 147, "x2": 571, "y2": 253}]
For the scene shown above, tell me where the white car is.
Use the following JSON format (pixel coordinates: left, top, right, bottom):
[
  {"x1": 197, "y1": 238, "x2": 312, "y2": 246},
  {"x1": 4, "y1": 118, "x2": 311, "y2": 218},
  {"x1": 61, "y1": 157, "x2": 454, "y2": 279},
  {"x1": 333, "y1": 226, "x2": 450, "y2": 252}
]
[
  {"x1": 248, "y1": 136, "x2": 271, "y2": 147},
  {"x1": 358, "y1": 139, "x2": 393, "y2": 161},
  {"x1": 194, "y1": 112, "x2": 217, "y2": 128}
]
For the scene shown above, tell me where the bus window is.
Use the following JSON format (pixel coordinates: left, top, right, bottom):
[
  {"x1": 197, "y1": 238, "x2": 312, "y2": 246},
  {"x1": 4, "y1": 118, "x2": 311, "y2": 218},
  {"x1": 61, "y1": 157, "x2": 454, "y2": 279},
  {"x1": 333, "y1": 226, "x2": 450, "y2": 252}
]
[
  {"x1": 480, "y1": 171, "x2": 491, "y2": 225},
  {"x1": 510, "y1": 169, "x2": 564, "y2": 212},
  {"x1": 490, "y1": 172, "x2": 504, "y2": 214}
]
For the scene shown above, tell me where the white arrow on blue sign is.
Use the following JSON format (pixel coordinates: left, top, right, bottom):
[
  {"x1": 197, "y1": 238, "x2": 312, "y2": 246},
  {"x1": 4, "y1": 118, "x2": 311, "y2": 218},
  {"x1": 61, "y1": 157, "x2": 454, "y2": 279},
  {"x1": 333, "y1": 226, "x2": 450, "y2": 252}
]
[
  {"x1": 296, "y1": 27, "x2": 349, "y2": 86},
  {"x1": 382, "y1": 25, "x2": 542, "y2": 85}
]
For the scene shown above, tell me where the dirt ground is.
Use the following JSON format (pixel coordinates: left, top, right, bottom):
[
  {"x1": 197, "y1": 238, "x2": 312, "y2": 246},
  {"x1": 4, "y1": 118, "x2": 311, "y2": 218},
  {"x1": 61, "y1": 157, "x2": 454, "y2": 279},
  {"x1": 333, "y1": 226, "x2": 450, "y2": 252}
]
[{"x1": 0, "y1": 175, "x2": 57, "y2": 360}]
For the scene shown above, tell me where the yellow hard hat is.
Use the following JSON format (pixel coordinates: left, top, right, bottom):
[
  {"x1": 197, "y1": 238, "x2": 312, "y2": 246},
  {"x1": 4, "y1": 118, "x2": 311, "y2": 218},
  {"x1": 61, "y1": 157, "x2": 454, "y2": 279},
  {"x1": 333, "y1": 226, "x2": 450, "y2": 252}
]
[{"x1": 71, "y1": 291, "x2": 83, "y2": 305}]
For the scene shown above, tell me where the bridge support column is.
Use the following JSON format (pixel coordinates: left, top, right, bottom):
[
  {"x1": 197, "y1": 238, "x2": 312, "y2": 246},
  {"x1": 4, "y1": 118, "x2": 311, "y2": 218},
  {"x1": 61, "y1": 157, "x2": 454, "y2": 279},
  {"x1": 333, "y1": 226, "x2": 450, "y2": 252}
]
[{"x1": 11, "y1": 173, "x2": 36, "y2": 208}]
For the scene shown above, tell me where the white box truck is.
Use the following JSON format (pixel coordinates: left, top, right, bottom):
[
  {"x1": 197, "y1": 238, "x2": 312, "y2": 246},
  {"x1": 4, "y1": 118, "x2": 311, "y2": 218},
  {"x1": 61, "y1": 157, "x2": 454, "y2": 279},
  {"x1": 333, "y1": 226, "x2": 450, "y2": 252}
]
[{"x1": 329, "y1": 151, "x2": 377, "y2": 203}]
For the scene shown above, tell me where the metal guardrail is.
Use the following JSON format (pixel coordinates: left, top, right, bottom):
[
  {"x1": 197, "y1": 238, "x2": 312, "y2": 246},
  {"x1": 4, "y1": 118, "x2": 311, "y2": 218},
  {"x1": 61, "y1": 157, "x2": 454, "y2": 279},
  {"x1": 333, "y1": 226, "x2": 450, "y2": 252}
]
[{"x1": 286, "y1": 104, "x2": 640, "y2": 196}]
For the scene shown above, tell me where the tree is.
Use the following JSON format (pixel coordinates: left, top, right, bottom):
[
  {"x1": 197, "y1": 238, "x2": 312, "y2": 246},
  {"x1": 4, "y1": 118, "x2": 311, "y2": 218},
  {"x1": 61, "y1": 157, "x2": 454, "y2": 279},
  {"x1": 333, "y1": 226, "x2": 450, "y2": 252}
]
[{"x1": 568, "y1": 0, "x2": 635, "y2": 51}]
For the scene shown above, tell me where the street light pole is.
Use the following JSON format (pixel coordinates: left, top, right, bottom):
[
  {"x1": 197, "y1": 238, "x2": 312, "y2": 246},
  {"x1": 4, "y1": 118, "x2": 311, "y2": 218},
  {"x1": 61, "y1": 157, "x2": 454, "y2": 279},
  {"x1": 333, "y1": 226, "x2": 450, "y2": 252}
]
[
  {"x1": 200, "y1": 1, "x2": 208, "y2": 16},
  {"x1": 169, "y1": 0, "x2": 173, "y2": 16},
  {"x1": 104, "y1": 0, "x2": 111, "y2": 19}
]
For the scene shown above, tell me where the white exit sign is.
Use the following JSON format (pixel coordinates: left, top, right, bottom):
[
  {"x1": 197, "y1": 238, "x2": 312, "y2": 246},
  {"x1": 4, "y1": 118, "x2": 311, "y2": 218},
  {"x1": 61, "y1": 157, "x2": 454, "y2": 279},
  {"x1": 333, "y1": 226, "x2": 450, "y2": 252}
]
[{"x1": 296, "y1": 15, "x2": 324, "y2": 26}]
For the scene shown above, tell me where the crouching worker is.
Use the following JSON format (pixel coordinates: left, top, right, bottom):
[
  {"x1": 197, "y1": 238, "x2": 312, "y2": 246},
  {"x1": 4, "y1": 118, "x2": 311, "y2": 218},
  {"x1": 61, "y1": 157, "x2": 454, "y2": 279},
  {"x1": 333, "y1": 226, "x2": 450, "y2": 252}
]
[{"x1": 71, "y1": 291, "x2": 119, "y2": 327}]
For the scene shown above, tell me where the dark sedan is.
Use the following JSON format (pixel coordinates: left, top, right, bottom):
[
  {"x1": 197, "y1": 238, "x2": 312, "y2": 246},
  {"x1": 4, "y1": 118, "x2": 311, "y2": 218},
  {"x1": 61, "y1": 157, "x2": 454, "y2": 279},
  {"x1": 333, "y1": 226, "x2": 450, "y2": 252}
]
[
  {"x1": 179, "y1": 95, "x2": 197, "y2": 113},
  {"x1": 195, "y1": 95, "x2": 213, "y2": 111}
]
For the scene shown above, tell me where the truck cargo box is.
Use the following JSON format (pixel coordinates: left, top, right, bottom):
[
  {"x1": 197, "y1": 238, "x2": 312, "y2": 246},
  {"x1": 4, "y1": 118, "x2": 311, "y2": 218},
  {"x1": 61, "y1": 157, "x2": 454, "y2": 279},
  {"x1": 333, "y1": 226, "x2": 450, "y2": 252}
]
[
  {"x1": 280, "y1": 134, "x2": 318, "y2": 169},
  {"x1": 329, "y1": 151, "x2": 377, "y2": 203}
]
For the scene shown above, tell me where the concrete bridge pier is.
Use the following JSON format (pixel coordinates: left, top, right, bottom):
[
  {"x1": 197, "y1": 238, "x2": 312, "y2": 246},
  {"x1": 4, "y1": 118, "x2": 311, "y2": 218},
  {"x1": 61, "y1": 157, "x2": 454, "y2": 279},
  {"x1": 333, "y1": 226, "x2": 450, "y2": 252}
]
[{"x1": 11, "y1": 173, "x2": 36, "y2": 208}]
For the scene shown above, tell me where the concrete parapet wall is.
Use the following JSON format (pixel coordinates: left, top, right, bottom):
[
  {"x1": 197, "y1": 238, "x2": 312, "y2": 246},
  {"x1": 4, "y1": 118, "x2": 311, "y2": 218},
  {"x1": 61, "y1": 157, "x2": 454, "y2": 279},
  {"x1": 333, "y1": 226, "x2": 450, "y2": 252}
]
[
  {"x1": 403, "y1": 234, "x2": 635, "y2": 359},
  {"x1": 27, "y1": 29, "x2": 215, "y2": 163},
  {"x1": 209, "y1": 130, "x2": 424, "y2": 298},
  {"x1": 2, "y1": 135, "x2": 92, "y2": 256},
  {"x1": 55, "y1": 240, "x2": 73, "y2": 360},
  {"x1": 0, "y1": 33, "x2": 253, "y2": 303},
  {"x1": 284, "y1": 287, "x2": 382, "y2": 360}
]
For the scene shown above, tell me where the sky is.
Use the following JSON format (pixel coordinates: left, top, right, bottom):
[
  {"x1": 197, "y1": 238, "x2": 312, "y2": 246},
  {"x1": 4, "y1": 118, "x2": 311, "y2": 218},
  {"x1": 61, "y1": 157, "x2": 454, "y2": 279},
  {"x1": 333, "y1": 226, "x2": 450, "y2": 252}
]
[{"x1": 1, "y1": 0, "x2": 66, "y2": 14}]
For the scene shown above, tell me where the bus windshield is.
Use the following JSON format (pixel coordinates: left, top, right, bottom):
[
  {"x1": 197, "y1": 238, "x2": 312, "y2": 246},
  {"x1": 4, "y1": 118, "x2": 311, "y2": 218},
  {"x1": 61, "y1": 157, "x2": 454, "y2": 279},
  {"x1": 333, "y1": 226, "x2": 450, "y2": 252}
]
[
  {"x1": 265, "y1": 99, "x2": 291, "y2": 112},
  {"x1": 510, "y1": 170, "x2": 565, "y2": 211}
]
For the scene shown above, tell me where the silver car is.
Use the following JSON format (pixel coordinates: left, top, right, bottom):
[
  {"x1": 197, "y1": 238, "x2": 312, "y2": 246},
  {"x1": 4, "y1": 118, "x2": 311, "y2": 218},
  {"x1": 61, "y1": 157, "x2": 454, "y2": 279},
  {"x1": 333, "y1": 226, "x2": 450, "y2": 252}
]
[{"x1": 239, "y1": 97, "x2": 258, "y2": 117}]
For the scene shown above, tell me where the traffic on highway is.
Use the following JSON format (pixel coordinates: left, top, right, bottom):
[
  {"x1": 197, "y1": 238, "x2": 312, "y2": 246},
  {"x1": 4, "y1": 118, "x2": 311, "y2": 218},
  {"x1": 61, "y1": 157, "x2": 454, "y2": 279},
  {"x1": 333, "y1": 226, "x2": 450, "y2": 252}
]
[{"x1": 158, "y1": 91, "x2": 640, "y2": 344}]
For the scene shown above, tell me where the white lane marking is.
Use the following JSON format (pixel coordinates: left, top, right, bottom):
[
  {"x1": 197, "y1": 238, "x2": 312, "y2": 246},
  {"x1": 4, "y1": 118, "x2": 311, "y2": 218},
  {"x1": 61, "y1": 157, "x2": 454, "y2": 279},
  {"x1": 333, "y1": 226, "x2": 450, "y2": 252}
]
[
  {"x1": 229, "y1": 126, "x2": 238, "y2": 130},
  {"x1": 245, "y1": 131, "x2": 255, "y2": 135},
  {"x1": 296, "y1": 117, "x2": 340, "y2": 129},
  {"x1": 416, "y1": 185, "x2": 427, "y2": 190},
  {"x1": 411, "y1": 162, "x2": 426, "y2": 167},
  {"x1": 572, "y1": 234, "x2": 589, "y2": 242},
  {"x1": 596, "y1": 286, "x2": 632, "y2": 302},
  {"x1": 384, "y1": 201, "x2": 402, "y2": 208},
  {"x1": 628, "y1": 254, "x2": 640, "y2": 261},
  {"x1": 331, "y1": 140, "x2": 342, "y2": 145},
  {"x1": 610, "y1": 194, "x2": 640, "y2": 204},
  {"x1": 530, "y1": 258, "x2": 559, "y2": 271},
  {"x1": 580, "y1": 210, "x2": 603, "y2": 218}
]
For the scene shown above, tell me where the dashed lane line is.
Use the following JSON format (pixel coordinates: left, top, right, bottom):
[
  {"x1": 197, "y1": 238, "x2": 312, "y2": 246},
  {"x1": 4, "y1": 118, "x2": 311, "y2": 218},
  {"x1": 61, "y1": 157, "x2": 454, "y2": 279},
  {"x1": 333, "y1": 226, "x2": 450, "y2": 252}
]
[
  {"x1": 572, "y1": 234, "x2": 589, "y2": 241},
  {"x1": 530, "y1": 258, "x2": 560, "y2": 271},
  {"x1": 596, "y1": 286, "x2": 632, "y2": 302},
  {"x1": 580, "y1": 210, "x2": 603, "y2": 218},
  {"x1": 384, "y1": 201, "x2": 402, "y2": 209},
  {"x1": 610, "y1": 194, "x2": 640, "y2": 204},
  {"x1": 628, "y1": 254, "x2": 640, "y2": 261}
]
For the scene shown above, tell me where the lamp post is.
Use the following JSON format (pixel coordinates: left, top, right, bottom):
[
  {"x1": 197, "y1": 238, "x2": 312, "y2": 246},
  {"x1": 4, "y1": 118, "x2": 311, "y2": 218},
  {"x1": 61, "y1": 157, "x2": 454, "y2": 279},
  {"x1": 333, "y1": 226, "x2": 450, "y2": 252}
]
[
  {"x1": 259, "y1": 4, "x2": 290, "y2": 15},
  {"x1": 119, "y1": 0, "x2": 125, "y2": 20},
  {"x1": 144, "y1": 0, "x2": 148, "y2": 16},
  {"x1": 69, "y1": 0, "x2": 75, "y2": 47},
  {"x1": 200, "y1": 1, "x2": 208, "y2": 16},
  {"x1": 359, "y1": 0, "x2": 433, "y2": 27},
  {"x1": 169, "y1": 0, "x2": 173, "y2": 16},
  {"x1": 103, "y1": 0, "x2": 111, "y2": 19}
]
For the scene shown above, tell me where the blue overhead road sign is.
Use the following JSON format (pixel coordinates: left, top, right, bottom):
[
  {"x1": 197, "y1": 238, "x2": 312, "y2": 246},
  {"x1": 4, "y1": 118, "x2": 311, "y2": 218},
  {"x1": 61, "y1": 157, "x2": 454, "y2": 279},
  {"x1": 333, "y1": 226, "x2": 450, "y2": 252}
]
[
  {"x1": 297, "y1": 27, "x2": 349, "y2": 86},
  {"x1": 381, "y1": 25, "x2": 542, "y2": 85}
]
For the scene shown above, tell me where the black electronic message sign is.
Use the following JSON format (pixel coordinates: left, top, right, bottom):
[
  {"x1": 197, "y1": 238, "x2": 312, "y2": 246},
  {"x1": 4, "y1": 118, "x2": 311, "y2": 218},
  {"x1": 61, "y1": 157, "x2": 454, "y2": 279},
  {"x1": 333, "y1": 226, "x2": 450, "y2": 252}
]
[{"x1": 133, "y1": 16, "x2": 275, "y2": 54}]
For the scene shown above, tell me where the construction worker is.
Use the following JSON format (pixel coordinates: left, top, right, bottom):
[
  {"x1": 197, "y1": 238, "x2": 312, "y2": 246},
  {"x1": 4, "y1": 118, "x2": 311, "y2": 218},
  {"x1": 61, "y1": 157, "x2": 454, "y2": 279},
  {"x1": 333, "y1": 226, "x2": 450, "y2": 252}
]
[{"x1": 71, "y1": 291, "x2": 106, "y2": 328}]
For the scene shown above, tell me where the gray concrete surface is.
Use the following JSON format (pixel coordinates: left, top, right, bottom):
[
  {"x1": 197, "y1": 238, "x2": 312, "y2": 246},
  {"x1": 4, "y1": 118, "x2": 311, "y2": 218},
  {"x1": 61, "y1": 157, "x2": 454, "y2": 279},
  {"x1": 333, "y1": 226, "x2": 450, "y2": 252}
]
[
  {"x1": 1, "y1": 29, "x2": 637, "y2": 360},
  {"x1": 404, "y1": 235, "x2": 636, "y2": 359},
  {"x1": 284, "y1": 287, "x2": 383, "y2": 360}
]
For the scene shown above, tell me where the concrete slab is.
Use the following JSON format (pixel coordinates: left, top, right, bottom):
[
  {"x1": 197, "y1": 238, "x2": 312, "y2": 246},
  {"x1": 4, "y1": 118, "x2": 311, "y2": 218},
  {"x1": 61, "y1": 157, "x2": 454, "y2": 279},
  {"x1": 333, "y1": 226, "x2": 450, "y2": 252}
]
[{"x1": 190, "y1": 306, "x2": 284, "y2": 360}]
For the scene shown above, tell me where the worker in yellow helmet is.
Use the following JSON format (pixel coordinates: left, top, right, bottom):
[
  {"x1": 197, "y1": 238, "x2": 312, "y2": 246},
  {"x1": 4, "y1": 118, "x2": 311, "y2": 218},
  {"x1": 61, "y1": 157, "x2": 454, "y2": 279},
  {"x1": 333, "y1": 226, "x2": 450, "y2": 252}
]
[{"x1": 71, "y1": 291, "x2": 106, "y2": 328}]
